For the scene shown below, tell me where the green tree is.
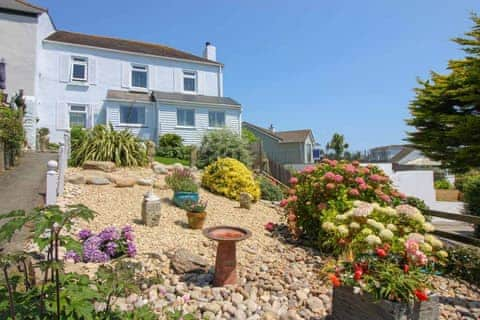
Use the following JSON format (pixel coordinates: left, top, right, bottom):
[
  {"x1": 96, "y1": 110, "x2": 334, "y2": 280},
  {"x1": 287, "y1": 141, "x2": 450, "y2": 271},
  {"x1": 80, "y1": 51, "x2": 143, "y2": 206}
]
[
  {"x1": 406, "y1": 14, "x2": 480, "y2": 173},
  {"x1": 326, "y1": 133, "x2": 349, "y2": 160}
]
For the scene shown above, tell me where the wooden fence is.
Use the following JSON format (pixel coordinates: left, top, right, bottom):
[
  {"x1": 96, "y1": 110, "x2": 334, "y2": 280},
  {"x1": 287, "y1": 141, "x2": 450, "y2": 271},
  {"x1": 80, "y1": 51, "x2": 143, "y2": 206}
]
[
  {"x1": 268, "y1": 158, "x2": 292, "y2": 186},
  {"x1": 426, "y1": 209, "x2": 480, "y2": 246}
]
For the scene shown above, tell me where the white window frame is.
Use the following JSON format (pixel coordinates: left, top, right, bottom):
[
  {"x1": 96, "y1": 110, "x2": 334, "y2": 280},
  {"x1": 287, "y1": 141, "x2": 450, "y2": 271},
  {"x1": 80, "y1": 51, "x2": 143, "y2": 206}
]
[
  {"x1": 182, "y1": 70, "x2": 197, "y2": 93},
  {"x1": 120, "y1": 105, "x2": 146, "y2": 126},
  {"x1": 176, "y1": 108, "x2": 195, "y2": 127},
  {"x1": 131, "y1": 64, "x2": 148, "y2": 90},
  {"x1": 71, "y1": 57, "x2": 88, "y2": 82},
  {"x1": 208, "y1": 110, "x2": 226, "y2": 128},
  {"x1": 69, "y1": 104, "x2": 88, "y2": 128}
]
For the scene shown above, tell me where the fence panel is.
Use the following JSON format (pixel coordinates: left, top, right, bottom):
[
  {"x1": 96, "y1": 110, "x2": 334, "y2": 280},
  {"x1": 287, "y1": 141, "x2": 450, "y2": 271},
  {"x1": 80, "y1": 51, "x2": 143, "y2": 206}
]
[
  {"x1": 426, "y1": 209, "x2": 480, "y2": 247},
  {"x1": 268, "y1": 158, "x2": 292, "y2": 186}
]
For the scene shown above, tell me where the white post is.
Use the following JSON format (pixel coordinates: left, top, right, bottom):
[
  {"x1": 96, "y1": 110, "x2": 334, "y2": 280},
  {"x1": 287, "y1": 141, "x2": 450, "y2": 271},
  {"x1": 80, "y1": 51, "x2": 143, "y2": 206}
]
[
  {"x1": 46, "y1": 160, "x2": 58, "y2": 206},
  {"x1": 64, "y1": 130, "x2": 71, "y2": 160},
  {"x1": 57, "y1": 143, "x2": 65, "y2": 196}
]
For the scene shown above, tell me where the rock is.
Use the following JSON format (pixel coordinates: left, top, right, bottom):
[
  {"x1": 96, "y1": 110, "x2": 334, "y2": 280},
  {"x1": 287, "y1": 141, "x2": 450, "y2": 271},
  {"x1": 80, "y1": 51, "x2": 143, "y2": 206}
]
[
  {"x1": 173, "y1": 163, "x2": 184, "y2": 171},
  {"x1": 280, "y1": 310, "x2": 301, "y2": 320},
  {"x1": 234, "y1": 309, "x2": 247, "y2": 320},
  {"x1": 240, "y1": 192, "x2": 253, "y2": 209},
  {"x1": 137, "y1": 178, "x2": 153, "y2": 186},
  {"x1": 85, "y1": 176, "x2": 110, "y2": 185},
  {"x1": 115, "y1": 177, "x2": 137, "y2": 188},
  {"x1": 168, "y1": 248, "x2": 208, "y2": 274},
  {"x1": 152, "y1": 163, "x2": 168, "y2": 174},
  {"x1": 203, "y1": 302, "x2": 221, "y2": 313},
  {"x1": 153, "y1": 181, "x2": 168, "y2": 189},
  {"x1": 307, "y1": 296, "x2": 324, "y2": 313},
  {"x1": 295, "y1": 289, "x2": 308, "y2": 301},
  {"x1": 232, "y1": 292, "x2": 244, "y2": 306},
  {"x1": 82, "y1": 161, "x2": 116, "y2": 172},
  {"x1": 203, "y1": 311, "x2": 216, "y2": 319},
  {"x1": 67, "y1": 174, "x2": 85, "y2": 184},
  {"x1": 262, "y1": 311, "x2": 279, "y2": 320}
]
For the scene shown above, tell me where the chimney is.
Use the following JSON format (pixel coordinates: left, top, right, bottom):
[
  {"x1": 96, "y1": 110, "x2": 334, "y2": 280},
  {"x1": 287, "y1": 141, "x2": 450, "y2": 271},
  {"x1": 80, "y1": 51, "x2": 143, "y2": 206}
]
[
  {"x1": 203, "y1": 42, "x2": 216, "y2": 61},
  {"x1": 269, "y1": 124, "x2": 275, "y2": 132}
]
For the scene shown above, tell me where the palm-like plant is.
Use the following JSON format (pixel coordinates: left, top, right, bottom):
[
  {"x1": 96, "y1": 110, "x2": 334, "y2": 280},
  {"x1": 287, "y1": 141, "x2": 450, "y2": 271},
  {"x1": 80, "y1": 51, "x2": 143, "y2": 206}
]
[{"x1": 326, "y1": 133, "x2": 349, "y2": 160}]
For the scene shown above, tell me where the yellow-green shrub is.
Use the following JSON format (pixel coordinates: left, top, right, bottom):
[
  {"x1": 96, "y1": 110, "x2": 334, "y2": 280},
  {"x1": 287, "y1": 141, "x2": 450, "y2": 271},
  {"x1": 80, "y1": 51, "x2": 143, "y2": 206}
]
[{"x1": 202, "y1": 158, "x2": 260, "y2": 201}]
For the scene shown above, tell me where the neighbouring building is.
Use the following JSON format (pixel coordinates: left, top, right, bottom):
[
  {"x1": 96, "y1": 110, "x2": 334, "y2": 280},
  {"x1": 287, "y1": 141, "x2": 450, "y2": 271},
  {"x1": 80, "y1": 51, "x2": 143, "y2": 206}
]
[
  {"x1": 0, "y1": 0, "x2": 242, "y2": 147},
  {"x1": 243, "y1": 122, "x2": 315, "y2": 165},
  {"x1": 364, "y1": 144, "x2": 441, "y2": 167}
]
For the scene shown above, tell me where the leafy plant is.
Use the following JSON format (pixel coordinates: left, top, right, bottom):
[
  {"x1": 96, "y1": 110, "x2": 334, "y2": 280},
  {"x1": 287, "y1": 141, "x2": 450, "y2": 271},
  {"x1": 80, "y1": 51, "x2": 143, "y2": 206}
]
[
  {"x1": 0, "y1": 108, "x2": 24, "y2": 152},
  {"x1": 242, "y1": 128, "x2": 257, "y2": 144},
  {"x1": 38, "y1": 127, "x2": 50, "y2": 137},
  {"x1": 165, "y1": 309, "x2": 197, "y2": 320},
  {"x1": 165, "y1": 168, "x2": 198, "y2": 193},
  {"x1": 455, "y1": 170, "x2": 480, "y2": 192},
  {"x1": 434, "y1": 179, "x2": 452, "y2": 190},
  {"x1": 202, "y1": 158, "x2": 260, "y2": 201},
  {"x1": 463, "y1": 175, "x2": 480, "y2": 236},
  {"x1": 197, "y1": 129, "x2": 251, "y2": 168},
  {"x1": 157, "y1": 133, "x2": 192, "y2": 160},
  {"x1": 326, "y1": 133, "x2": 349, "y2": 160},
  {"x1": 258, "y1": 176, "x2": 284, "y2": 201},
  {"x1": 70, "y1": 124, "x2": 148, "y2": 167},
  {"x1": 444, "y1": 246, "x2": 480, "y2": 285},
  {"x1": 182, "y1": 200, "x2": 207, "y2": 213}
]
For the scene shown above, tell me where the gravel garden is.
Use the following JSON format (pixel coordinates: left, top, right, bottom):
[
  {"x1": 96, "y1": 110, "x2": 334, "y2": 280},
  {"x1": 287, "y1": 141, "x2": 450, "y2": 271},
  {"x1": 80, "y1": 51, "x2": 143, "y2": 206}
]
[{"x1": 1, "y1": 127, "x2": 480, "y2": 320}]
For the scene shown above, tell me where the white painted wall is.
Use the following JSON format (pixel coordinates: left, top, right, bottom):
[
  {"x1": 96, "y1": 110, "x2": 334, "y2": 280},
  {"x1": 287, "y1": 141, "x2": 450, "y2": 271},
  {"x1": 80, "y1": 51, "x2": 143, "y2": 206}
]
[{"x1": 36, "y1": 41, "x2": 224, "y2": 142}]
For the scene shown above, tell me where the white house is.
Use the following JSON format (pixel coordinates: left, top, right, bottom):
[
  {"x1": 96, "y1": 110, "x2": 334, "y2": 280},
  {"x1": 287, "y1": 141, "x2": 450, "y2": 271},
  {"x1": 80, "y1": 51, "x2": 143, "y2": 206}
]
[{"x1": 0, "y1": 0, "x2": 242, "y2": 146}]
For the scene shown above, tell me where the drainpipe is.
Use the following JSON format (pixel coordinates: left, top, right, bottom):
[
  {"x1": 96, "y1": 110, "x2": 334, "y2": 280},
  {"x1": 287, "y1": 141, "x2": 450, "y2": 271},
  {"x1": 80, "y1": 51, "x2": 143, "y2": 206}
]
[{"x1": 218, "y1": 65, "x2": 223, "y2": 97}]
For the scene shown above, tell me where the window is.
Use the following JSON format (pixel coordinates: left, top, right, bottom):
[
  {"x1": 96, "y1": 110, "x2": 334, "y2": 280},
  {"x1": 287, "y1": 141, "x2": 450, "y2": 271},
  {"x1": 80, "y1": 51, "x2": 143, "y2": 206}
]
[
  {"x1": 71, "y1": 57, "x2": 87, "y2": 81},
  {"x1": 120, "y1": 105, "x2": 145, "y2": 125},
  {"x1": 306, "y1": 143, "x2": 312, "y2": 163},
  {"x1": 177, "y1": 108, "x2": 195, "y2": 127},
  {"x1": 208, "y1": 111, "x2": 225, "y2": 127},
  {"x1": 131, "y1": 65, "x2": 148, "y2": 88},
  {"x1": 183, "y1": 70, "x2": 196, "y2": 92},
  {"x1": 69, "y1": 104, "x2": 87, "y2": 128}
]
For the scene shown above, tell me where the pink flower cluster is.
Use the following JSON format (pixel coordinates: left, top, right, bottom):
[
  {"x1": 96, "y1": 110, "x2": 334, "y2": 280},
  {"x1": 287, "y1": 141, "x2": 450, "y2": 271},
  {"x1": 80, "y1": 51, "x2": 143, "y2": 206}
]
[{"x1": 405, "y1": 239, "x2": 427, "y2": 266}]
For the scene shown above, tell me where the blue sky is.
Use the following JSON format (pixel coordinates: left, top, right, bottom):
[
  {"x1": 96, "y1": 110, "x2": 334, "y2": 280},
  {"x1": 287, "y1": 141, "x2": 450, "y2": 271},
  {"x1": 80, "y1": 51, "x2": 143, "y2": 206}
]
[{"x1": 38, "y1": 0, "x2": 479, "y2": 151}]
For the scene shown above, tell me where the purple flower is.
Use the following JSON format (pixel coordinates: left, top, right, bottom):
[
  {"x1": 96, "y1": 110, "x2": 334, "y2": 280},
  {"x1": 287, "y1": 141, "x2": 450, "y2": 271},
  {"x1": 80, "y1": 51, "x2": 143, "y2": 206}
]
[
  {"x1": 127, "y1": 241, "x2": 137, "y2": 257},
  {"x1": 78, "y1": 229, "x2": 92, "y2": 240},
  {"x1": 86, "y1": 249, "x2": 109, "y2": 263},
  {"x1": 65, "y1": 250, "x2": 81, "y2": 263},
  {"x1": 105, "y1": 241, "x2": 118, "y2": 257},
  {"x1": 98, "y1": 227, "x2": 120, "y2": 242},
  {"x1": 82, "y1": 235, "x2": 106, "y2": 262},
  {"x1": 122, "y1": 225, "x2": 135, "y2": 241}
]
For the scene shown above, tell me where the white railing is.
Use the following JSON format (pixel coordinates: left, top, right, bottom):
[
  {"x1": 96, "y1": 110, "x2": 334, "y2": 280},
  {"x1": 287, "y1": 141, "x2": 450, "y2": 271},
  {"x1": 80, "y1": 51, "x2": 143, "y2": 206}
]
[{"x1": 45, "y1": 130, "x2": 70, "y2": 205}]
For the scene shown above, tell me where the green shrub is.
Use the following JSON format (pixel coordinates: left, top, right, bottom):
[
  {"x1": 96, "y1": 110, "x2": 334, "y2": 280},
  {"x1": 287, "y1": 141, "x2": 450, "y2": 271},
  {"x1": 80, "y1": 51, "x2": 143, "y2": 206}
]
[
  {"x1": 0, "y1": 108, "x2": 24, "y2": 152},
  {"x1": 197, "y1": 129, "x2": 251, "y2": 168},
  {"x1": 464, "y1": 175, "x2": 480, "y2": 236},
  {"x1": 242, "y1": 128, "x2": 257, "y2": 144},
  {"x1": 157, "y1": 133, "x2": 192, "y2": 160},
  {"x1": 455, "y1": 170, "x2": 480, "y2": 192},
  {"x1": 444, "y1": 246, "x2": 480, "y2": 285},
  {"x1": 70, "y1": 124, "x2": 148, "y2": 167},
  {"x1": 202, "y1": 158, "x2": 260, "y2": 201},
  {"x1": 258, "y1": 176, "x2": 284, "y2": 201},
  {"x1": 434, "y1": 179, "x2": 452, "y2": 190},
  {"x1": 165, "y1": 168, "x2": 198, "y2": 193}
]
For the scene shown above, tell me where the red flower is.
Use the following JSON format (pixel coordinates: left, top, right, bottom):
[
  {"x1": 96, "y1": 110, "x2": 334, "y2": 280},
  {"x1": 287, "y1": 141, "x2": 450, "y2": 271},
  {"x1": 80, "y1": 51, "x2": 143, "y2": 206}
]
[
  {"x1": 354, "y1": 270, "x2": 363, "y2": 281},
  {"x1": 329, "y1": 274, "x2": 341, "y2": 287},
  {"x1": 264, "y1": 222, "x2": 275, "y2": 232},
  {"x1": 289, "y1": 177, "x2": 298, "y2": 185},
  {"x1": 289, "y1": 195, "x2": 298, "y2": 202},
  {"x1": 375, "y1": 248, "x2": 387, "y2": 258},
  {"x1": 349, "y1": 188, "x2": 360, "y2": 197},
  {"x1": 403, "y1": 264, "x2": 409, "y2": 273},
  {"x1": 279, "y1": 199, "x2": 288, "y2": 207},
  {"x1": 414, "y1": 289, "x2": 428, "y2": 301}
]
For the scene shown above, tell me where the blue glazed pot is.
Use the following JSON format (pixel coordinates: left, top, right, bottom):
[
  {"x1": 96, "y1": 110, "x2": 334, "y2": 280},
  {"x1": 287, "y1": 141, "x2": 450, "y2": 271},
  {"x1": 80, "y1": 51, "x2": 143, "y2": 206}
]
[{"x1": 173, "y1": 191, "x2": 199, "y2": 207}]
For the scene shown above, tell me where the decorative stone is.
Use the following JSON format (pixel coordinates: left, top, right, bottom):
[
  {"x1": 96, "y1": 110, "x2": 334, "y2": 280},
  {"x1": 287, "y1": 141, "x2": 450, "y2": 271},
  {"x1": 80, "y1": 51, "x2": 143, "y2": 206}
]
[
  {"x1": 141, "y1": 191, "x2": 161, "y2": 227},
  {"x1": 82, "y1": 161, "x2": 116, "y2": 172},
  {"x1": 240, "y1": 192, "x2": 253, "y2": 209},
  {"x1": 116, "y1": 177, "x2": 137, "y2": 188},
  {"x1": 67, "y1": 174, "x2": 86, "y2": 184},
  {"x1": 137, "y1": 178, "x2": 153, "y2": 186},
  {"x1": 168, "y1": 248, "x2": 208, "y2": 274},
  {"x1": 85, "y1": 176, "x2": 110, "y2": 185},
  {"x1": 152, "y1": 163, "x2": 168, "y2": 174}
]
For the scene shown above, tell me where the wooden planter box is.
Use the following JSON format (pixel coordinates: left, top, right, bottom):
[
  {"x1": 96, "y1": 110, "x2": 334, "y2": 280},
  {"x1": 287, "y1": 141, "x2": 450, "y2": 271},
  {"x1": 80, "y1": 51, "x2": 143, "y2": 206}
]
[
  {"x1": 331, "y1": 286, "x2": 439, "y2": 320},
  {"x1": 435, "y1": 189, "x2": 460, "y2": 202}
]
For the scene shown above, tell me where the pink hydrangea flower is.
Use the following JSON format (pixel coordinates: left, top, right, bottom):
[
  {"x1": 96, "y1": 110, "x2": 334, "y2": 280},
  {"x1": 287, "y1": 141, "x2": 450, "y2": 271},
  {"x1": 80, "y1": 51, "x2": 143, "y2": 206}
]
[
  {"x1": 355, "y1": 177, "x2": 365, "y2": 185},
  {"x1": 323, "y1": 172, "x2": 336, "y2": 181},
  {"x1": 279, "y1": 199, "x2": 289, "y2": 207},
  {"x1": 334, "y1": 174, "x2": 344, "y2": 183},
  {"x1": 359, "y1": 183, "x2": 368, "y2": 191},
  {"x1": 303, "y1": 165, "x2": 315, "y2": 174},
  {"x1": 349, "y1": 188, "x2": 360, "y2": 197},
  {"x1": 326, "y1": 183, "x2": 336, "y2": 190},
  {"x1": 369, "y1": 174, "x2": 382, "y2": 182},
  {"x1": 380, "y1": 194, "x2": 391, "y2": 203},
  {"x1": 405, "y1": 239, "x2": 419, "y2": 254},
  {"x1": 345, "y1": 164, "x2": 356, "y2": 174},
  {"x1": 288, "y1": 195, "x2": 298, "y2": 202},
  {"x1": 289, "y1": 177, "x2": 299, "y2": 185}
]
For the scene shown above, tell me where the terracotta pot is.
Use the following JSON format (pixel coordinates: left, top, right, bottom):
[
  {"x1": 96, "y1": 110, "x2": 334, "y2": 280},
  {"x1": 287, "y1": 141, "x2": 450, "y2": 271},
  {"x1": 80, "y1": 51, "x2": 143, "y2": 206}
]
[{"x1": 187, "y1": 211, "x2": 206, "y2": 229}]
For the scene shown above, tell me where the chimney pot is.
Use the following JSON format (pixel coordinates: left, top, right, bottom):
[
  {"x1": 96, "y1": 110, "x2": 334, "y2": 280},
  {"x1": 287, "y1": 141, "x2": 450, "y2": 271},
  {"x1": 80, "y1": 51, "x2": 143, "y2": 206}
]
[{"x1": 203, "y1": 42, "x2": 216, "y2": 61}]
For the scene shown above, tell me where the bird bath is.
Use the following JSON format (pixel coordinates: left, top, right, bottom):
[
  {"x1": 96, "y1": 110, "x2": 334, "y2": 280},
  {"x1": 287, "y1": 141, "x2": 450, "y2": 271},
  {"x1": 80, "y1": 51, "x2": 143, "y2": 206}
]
[{"x1": 203, "y1": 226, "x2": 251, "y2": 286}]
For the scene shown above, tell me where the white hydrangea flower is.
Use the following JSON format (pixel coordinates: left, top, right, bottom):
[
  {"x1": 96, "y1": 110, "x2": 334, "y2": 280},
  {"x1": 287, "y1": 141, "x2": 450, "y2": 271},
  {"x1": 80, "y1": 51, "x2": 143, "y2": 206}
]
[
  {"x1": 349, "y1": 222, "x2": 361, "y2": 229},
  {"x1": 379, "y1": 229, "x2": 394, "y2": 240},
  {"x1": 423, "y1": 222, "x2": 435, "y2": 232},
  {"x1": 424, "y1": 234, "x2": 435, "y2": 244},
  {"x1": 361, "y1": 228, "x2": 373, "y2": 236},
  {"x1": 377, "y1": 206, "x2": 398, "y2": 216},
  {"x1": 367, "y1": 219, "x2": 384, "y2": 230},
  {"x1": 430, "y1": 238, "x2": 443, "y2": 249},
  {"x1": 421, "y1": 242, "x2": 433, "y2": 253},
  {"x1": 352, "y1": 202, "x2": 374, "y2": 218},
  {"x1": 337, "y1": 225, "x2": 349, "y2": 237},
  {"x1": 336, "y1": 214, "x2": 347, "y2": 221},
  {"x1": 365, "y1": 234, "x2": 382, "y2": 246},
  {"x1": 386, "y1": 223, "x2": 397, "y2": 231},
  {"x1": 322, "y1": 221, "x2": 336, "y2": 232},
  {"x1": 437, "y1": 250, "x2": 448, "y2": 258},
  {"x1": 407, "y1": 233, "x2": 425, "y2": 243}
]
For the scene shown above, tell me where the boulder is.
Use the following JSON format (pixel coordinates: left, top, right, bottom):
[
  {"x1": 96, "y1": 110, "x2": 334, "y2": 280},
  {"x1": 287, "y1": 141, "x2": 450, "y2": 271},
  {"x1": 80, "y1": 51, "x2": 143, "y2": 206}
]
[
  {"x1": 152, "y1": 163, "x2": 168, "y2": 174},
  {"x1": 137, "y1": 178, "x2": 153, "y2": 186},
  {"x1": 86, "y1": 176, "x2": 110, "y2": 185},
  {"x1": 240, "y1": 192, "x2": 253, "y2": 209},
  {"x1": 82, "y1": 161, "x2": 116, "y2": 172},
  {"x1": 67, "y1": 174, "x2": 86, "y2": 185},
  {"x1": 115, "y1": 177, "x2": 137, "y2": 188},
  {"x1": 167, "y1": 248, "x2": 208, "y2": 274}
]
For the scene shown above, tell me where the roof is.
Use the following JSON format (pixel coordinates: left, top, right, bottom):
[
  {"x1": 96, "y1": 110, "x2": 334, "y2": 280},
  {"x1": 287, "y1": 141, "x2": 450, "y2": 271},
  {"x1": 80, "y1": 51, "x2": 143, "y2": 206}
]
[
  {"x1": 0, "y1": 0, "x2": 46, "y2": 15},
  {"x1": 390, "y1": 147, "x2": 415, "y2": 163},
  {"x1": 106, "y1": 90, "x2": 240, "y2": 108},
  {"x1": 243, "y1": 122, "x2": 314, "y2": 143},
  {"x1": 45, "y1": 31, "x2": 222, "y2": 66}
]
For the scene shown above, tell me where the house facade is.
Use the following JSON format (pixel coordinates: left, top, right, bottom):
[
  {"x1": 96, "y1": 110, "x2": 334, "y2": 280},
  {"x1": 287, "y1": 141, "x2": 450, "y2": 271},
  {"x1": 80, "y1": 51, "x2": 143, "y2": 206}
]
[
  {"x1": 243, "y1": 122, "x2": 315, "y2": 165},
  {"x1": 0, "y1": 1, "x2": 242, "y2": 146}
]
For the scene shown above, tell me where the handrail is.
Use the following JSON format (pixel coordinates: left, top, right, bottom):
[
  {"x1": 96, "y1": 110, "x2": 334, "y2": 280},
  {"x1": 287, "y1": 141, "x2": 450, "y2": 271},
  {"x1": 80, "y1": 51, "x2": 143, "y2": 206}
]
[{"x1": 425, "y1": 209, "x2": 480, "y2": 246}]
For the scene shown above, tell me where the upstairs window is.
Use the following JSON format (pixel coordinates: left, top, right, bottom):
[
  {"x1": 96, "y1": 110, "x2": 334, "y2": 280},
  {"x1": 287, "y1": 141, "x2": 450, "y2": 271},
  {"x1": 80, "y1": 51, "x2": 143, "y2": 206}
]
[
  {"x1": 208, "y1": 111, "x2": 225, "y2": 127},
  {"x1": 71, "y1": 57, "x2": 88, "y2": 81},
  {"x1": 69, "y1": 104, "x2": 87, "y2": 128},
  {"x1": 183, "y1": 70, "x2": 196, "y2": 92},
  {"x1": 131, "y1": 65, "x2": 148, "y2": 89},
  {"x1": 177, "y1": 108, "x2": 195, "y2": 127},
  {"x1": 120, "y1": 105, "x2": 145, "y2": 125}
]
